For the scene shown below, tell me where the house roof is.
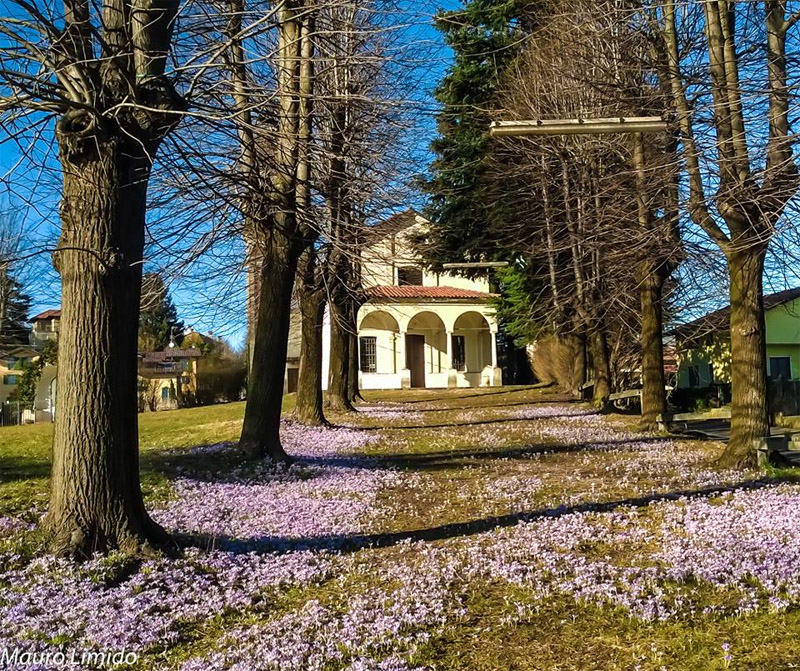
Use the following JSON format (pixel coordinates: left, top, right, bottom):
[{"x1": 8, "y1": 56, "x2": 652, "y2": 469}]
[
  {"x1": 366, "y1": 285, "x2": 495, "y2": 301},
  {"x1": 0, "y1": 345, "x2": 39, "y2": 359},
  {"x1": 140, "y1": 349, "x2": 202, "y2": 363},
  {"x1": 31, "y1": 309, "x2": 61, "y2": 321},
  {"x1": 366, "y1": 209, "x2": 424, "y2": 240},
  {"x1": 671, "y1": 287, "x2": 800, "y2": 341}
]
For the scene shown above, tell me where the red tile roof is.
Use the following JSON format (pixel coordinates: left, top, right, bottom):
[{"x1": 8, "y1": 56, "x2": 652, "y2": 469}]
[
  {"x1": 366, "y1": 286, "x2": 495, "y2": 300},
  {"x1": 31, "y1": 309, "x2": 61, "y2": 321}
]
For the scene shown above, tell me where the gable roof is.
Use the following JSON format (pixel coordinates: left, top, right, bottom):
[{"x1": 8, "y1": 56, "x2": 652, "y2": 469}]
[
  {"x1": 672, "y1": 287, "x2": 800, "y2": 341},
  {"x1": 31, "y1": 309, "x2": 61, "y2": 321},
  {"x1": 366, "y1": 209, "x2": 425, "y2": 241},
  {"x1": 366, "y1": 286, "x2": 495, "y2": 301}
]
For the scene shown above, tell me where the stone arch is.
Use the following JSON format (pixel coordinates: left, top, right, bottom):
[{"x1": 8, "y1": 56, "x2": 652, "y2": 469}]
[
  {"x1": 359, "y1": 310, "x2": 400, "y2": 332},
  {"x1": 452, "y1": 310, "x2": 493, "y2": 379}
]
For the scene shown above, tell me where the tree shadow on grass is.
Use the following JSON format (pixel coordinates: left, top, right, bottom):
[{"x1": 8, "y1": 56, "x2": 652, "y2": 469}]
[
  {"x1": 367, "y1": 399, "x2": 577, "y2": 414},
  {"x1": 385, "y1": 386, "x2": 558, "y2": 405},
  {"x1": 142, "y1": 435, "x2": 680, "y2": 483},
  {"x1": 343, "y1": 436, "x2": 678, "y2": 470},
  {"x1": 179, "y1": 477, "x2": 777, "y2": 556},
  {"x1": 0, "y1": 455, "x2": 51, "y2": 483},
  {"x1": 353, "y1": 412, "x2": 601, "y2": 432}
]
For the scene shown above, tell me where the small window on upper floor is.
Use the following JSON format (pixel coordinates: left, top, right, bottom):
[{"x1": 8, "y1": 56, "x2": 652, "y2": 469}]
[{"x1": 397, "y1": 266, "x2": 423, "y2": 286}]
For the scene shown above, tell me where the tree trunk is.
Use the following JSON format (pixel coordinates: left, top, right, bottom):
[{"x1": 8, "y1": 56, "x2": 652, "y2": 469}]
[
  {"x1": 47, "y1": 134, "x2": 168, "y2": 558},
  {"x1": 295, "y1": 285, "x2": 326, "y2": 425},
  {"x1": 640, "y1": 269, "x2": 667, "y2": 430},
  {"x1": 720, "y1": 247, "x2": 769, "y2": 468},
  {"x1": 348, "y1": 329, "x2": 361, "y2": 404},
  {"x1": 347, "y1": 299, "x2": 363, "y2": 404},
  {"x1": 570, "y1": 331, "x2": 587, "y2": 394},
  {"x1": 591, "y1": 328, "x2": 611, "y2": 406},
  {"x1": 326, "y1": 299, "x2": 353, "y2": 412},
  {"x1": 240, "y1": 233, "x2": 302, "y2": 459}
]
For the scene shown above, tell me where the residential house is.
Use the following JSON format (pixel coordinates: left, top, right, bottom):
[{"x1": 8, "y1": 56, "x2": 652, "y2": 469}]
[
  {"x1": 286, "y1": 210, "x2": 502, "y2": 391},
  {"x1": 30, "y1": 309, "x2": 61, "y2": 347},
  {"x1": 673, "y1": 287, "x2": 800, "y2": 388},
  {"x1": 138, "y1": 348, "x2": 201, "y2": 411}
]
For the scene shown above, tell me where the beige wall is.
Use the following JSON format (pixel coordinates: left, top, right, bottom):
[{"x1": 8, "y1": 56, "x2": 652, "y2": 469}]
[
  {"x1": 357, "y1": 301, "x2": 500, "y2": 390},
  {"x1": 361, "y1": 216, "x2": 491, "y2": 293}
]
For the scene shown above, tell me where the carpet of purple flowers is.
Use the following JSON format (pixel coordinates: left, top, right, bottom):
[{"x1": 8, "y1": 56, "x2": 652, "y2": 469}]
[{"x1": 0, "y1": 388, "x2": 799, "y2": 669}]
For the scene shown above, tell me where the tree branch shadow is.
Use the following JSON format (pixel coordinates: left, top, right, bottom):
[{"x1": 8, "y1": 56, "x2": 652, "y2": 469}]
[{"x1": 178, "y1": 477, "x2": 775, "y2": 556}]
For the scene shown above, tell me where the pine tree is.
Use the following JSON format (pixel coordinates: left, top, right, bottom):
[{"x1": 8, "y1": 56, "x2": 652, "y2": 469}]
[
  {"x1": 0, "y1": 272, "x2": 31, "y2": 347},
  {"x1": 138, "y1": 273, "x2": 184, "y2": 352},
  {"x1": 423, "y1": 0, "x2": 522, "y2": 263}
]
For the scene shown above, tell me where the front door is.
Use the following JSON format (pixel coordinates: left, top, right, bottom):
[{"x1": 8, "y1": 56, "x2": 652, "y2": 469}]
[{"x1": 406, "y1": 334, "x2": 426, "y2": 388}]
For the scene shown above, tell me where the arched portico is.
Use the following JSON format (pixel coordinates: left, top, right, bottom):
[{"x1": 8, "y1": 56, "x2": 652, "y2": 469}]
[
  {"x1": 452, "y1": 311, "x2": 501, "y2": 387},
  {"x1": 356, "y1": 302, "x2": 502, "y2": 389}
]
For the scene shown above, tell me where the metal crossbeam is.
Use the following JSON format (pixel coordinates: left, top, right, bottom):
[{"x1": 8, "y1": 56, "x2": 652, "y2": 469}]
[{"x1": 489, "y1": 117, "x2": 667, "y2": 137}]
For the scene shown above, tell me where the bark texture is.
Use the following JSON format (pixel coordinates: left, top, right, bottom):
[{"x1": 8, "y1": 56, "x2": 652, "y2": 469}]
[
  {"x1": 294, "y1": 253, "x2": 327, "y2": 425},
  {"x1": 49, "y1": 98, "x2": 180, "y2": 557},
  {"x1": 719, "y1": 249, "x2": 769, "y2": 468},
  {"x1": 639, "y1": 271, "x2": 667, "y2": 429},
  {"x1": 591, "y1": 328, "x2": 611, "y2": 406},
  {"x1": 326, "y1": 299, "x2": 354, "y2": 412},
  {"x1": 241, "y1": 234, "x2": 303, "y2": 457}
]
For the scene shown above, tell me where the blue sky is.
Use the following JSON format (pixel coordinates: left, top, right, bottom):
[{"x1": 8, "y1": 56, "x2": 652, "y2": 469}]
[{"x1": 0, "y1": 1, "x2": 460, "y2": 349}]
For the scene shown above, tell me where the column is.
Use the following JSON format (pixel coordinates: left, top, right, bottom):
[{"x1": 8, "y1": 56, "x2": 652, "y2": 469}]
[
  {"x1": 399, "y1": 330, "x2": 411, "y2": 389},
  {"x1": 490, "y1": 331, "x2": 502, "y2": 387}
]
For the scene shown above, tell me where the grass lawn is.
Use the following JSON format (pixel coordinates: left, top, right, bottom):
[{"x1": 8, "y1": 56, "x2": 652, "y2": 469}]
[{"x1": 0, "y1": 386, "x2": 798, "y2": 670}]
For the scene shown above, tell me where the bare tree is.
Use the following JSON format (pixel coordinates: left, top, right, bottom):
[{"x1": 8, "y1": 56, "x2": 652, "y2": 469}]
[
  {"x1": 0, "y1": 0, "x2": 188, "y2": 554},
  {"x1": 658, "y1": 0, "x2": 799, "y2": 466}
]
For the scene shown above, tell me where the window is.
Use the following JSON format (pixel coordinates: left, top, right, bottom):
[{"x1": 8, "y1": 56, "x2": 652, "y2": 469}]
[
  {"x1": 688, "y1": 365, "x2": 700, "y2": 388},
  {"x1": 3, "y1": 375, "x2": 18, "y2": 385},
  {"x1": 770, "y1": 356, "x2": 792, "y2": 380},
  {"x1": 451, "y1": 335, "x2": 466, "y2": 372},
  {"x1": 161, "y1": 387, "x2": 170, "y2": 401},
  {"x1": 359, "y1": 337, "x2": 377, "y2": 373},
  {"x1": 5, "y1": 357, "x2": 15, "y2": 369},
  {"x1": 397, "y1": 266, "x2": 423, "y2": 286}
]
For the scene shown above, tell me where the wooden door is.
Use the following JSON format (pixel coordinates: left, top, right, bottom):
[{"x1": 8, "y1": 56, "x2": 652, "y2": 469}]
[{"x1": 406, "y1": 334, "x2": 426, "y2": 388}]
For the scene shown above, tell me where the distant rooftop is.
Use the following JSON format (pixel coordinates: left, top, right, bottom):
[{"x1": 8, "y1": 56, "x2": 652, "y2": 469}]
[
  {"x1": 366, "y1": 286, "x2": 494, "y2": 301},
  {"x1": 672, "y1": 287, "x2": 800, "y2": 341},
  {"x1": 31, "y1": 309, "x2": 61, "y2": 321},
  {"x1": 367, "y1": 209, "x2": 425, "y2": 240}
]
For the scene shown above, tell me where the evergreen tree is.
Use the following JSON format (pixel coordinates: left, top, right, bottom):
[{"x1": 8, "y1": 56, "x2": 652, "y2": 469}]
[
  {"x1": 0, "y1": 272, "x2": 31, "y2": 347},
  {"x1": 138, "y1": 273, "x2": 184, "y2": 352},
  {"x1": 423, "y1": 0, "x2": 522, "y2": 264}
]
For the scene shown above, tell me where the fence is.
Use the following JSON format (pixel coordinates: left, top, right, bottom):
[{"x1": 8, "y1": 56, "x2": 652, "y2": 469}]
[
  {"x1": 769, "y1": 380, "x2": 800, "y2": 418},
  {"x1": 0, "y1": 401, "x2": 34, "y2": 426}
]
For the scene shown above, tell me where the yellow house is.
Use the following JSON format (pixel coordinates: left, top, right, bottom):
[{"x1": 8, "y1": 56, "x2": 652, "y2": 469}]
[
  {"x1": 346, "y1": 210, "x2": 501, "y2": 389},
  {"x1": 138, "y1": 348, "x2": 201, "y2": 411}
]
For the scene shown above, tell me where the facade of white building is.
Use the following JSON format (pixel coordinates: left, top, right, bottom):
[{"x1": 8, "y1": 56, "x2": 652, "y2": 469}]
[{"x1": 287, "y1": 210, "x2": 502, "y2": 391}]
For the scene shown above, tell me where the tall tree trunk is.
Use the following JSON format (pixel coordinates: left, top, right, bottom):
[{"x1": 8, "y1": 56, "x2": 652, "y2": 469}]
[
  {"x1": 326, "y1": 298, "x2": 353, "y2": 412},
  {"x1": 570, "y1": 331, "x2": 587, "y2": 394},
  {"x1": 347, "y1": 300, "x2": 363, "y2": 404},
  {"x1": 47, "y1": 135, "x2": 168, "y2": 558},
  {"x1": 240, "y1": 234, "x2": 302, "y2": 458},
  {"x1": 295, "y1": 275, "x2": 326, "y2": 425},
  {"x1": 720, "y1": 247, "x2": 769, "y2": 468},
  {"x1": 348, "y1": 329, "x2": 360, "y2": 404},
  {"x1": 640, "y1": 268, "x2": 667, "y2": 430},
  {"x1": 591, "y1": 328, "x2": 611, "y2": 406}
]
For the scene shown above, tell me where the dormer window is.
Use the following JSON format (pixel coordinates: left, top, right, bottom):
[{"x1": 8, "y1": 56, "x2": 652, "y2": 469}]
[{"x1": 397, "y1": 266, "x2": 423, "y2": 286}]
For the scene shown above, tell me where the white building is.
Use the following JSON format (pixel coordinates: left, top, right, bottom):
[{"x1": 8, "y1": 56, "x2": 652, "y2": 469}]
[{"x1": 287, "y1": 210, "x2": 502, "y2": 391}]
